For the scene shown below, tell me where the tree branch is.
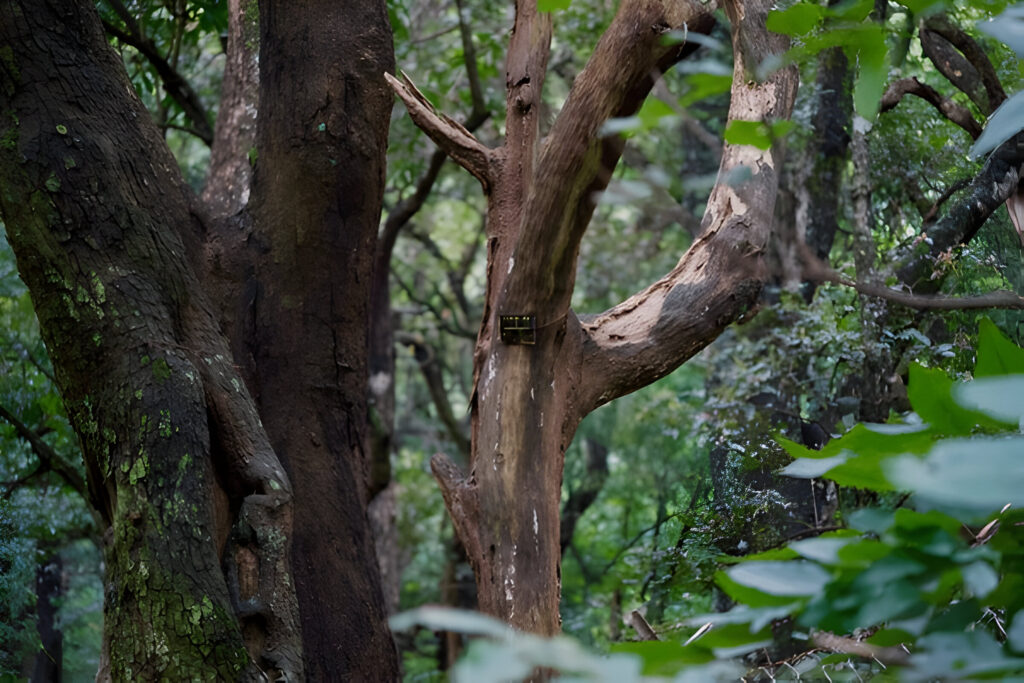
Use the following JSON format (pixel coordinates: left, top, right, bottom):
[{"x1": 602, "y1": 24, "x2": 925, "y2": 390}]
[
  {"x1": 101, "y1": 5, "x2": 214, "y2": 145},
  {"x1": 0, "y1": 403, "x2": 88, "y2": 500},
  {"x1": 881, "y1": 77, "x2": 982, "y2": 139},
  {"x1": 501, "y1": 0, "x2": 716, "y2": 317},
  {"x1": 897, "y1": 129, "x2": 1024, "y2": 290},
  {"x1": 804, "y1": 252, "x2": 1024, "y2": 310},
  {"x1": 578, "y1": 0, "x2": 797, "y2": 411},
  {"x1": 922, "y1": 14, "x2": 1005, "y2": 114},
  {"x1": 385, "y1": 71, "x2": 493, "y2": 191}
]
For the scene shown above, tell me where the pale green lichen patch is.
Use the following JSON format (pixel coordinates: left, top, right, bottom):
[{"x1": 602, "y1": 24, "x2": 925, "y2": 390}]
[
  {"x1": 158, "y1": 409, "x2": 173, "y2": 437},
  {"x1": 128, "y1": 456, "x2": 148, "y2": 485},
  {"x1": 152, "y1": 357, "x2": 171, "y2": 383}
]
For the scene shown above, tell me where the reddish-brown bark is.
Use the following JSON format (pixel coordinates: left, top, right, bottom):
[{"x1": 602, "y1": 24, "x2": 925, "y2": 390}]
[{"x1": 392, "y1": 0, "x2": 797, "y2": 633}]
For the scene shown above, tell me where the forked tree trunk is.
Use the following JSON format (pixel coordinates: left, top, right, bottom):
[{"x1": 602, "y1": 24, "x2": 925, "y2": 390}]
[
  {"x1": 392, "y1": 0, "x2": 796, "y2": 633},
  {"x1": 1, "y1": 0, "x2": 398, "y2": 678}
]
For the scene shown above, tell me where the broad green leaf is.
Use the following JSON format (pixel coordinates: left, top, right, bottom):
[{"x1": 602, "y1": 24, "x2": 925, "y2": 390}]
[
  {"x1": 907, "y1": 363, "x2": 1007, "y2": 434},
  {"x1": 912, "y1": 631, "x2": 1024, "y2": 678},
  {"x1": 537, "y1": 0, "x2": 571, "y2": 11},
  {"x1": 1008, "y1": 612, "x2": 1024, "y2": 653},
  {"x1": 680, "y1": 73, "x2": 732, "y2": 107},
  {"x1": 724, "y1": 120, "x2": 773, "y2": 149},
  {"x1": 766, "y1": 3, "x2": 825, "y2": 36},
  {"x1": 778, "y1": 453, "x2": 848, "y2": 478},
  {"x1": 955, "y1": 375, "x2": 1024, "y2": 424},
  {"x1": 389, "y1": 606, "x2": 511, "y2": 638},
  {"x1": 962, "y1": 561, "x2": 999, "y2": 598},
  {"x1": 610, "y1": 641, "x2": 712, "y2": 674},
  {"x1": 978, "y1": 6, "x2": 1024, "y2": 57},
  {"x1": 726, "y1": 561, "x2": 831, "y2": 597},
  {"x1": 715, "y1": 569, "x2": 800, "y2": 607},
  {"x1": 637, "y1": 97, "x2": 677, "y2": 130},
  {"x1": 971, "y1": 90, "x2": 1024, "y2": 158},
  {"x1": 886, "y1": 437, "x2": 1024, "y2": 512},
  {"x1": 851, "y1": 26, "x2": 888, "y2": 120},
  {"x1": 829, "y1": 0, "x2": 875, "y2": 21},
  {"x1": 790, "y1": 534, "x2": 859, "y2": 565},
  {"x1": 975, "y1": 318, "x2": 1024, "y2": 377}
]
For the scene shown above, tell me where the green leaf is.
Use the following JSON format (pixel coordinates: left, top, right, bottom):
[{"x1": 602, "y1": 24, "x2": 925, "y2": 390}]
[
  {"x1": 610, "y1": 641, "x2": 711, "y2": 674},
  {"x1": 908, "y1": 363, "x2": 1007, "y2": 434},
  {"x1": 978, "y1": 6, "x2": 1024, "y2": 58},
  {"x1": 715, "y1": 569, "x2": 799, "y2": 608},
  {"x1": 726, "y1": 561, "x2": 831, "y2": 597},
  {"x1": 537, "y1": 0, "x2": 571, "y2": 11},
  {"x1": 778, "y1": 453, "x2": 848, "y2": 478},
  {"x1": 955, "y1": 375, "x2": 1024, "y2": 424},
  {"x1": 766, "y1": 3, "x2": 825, "y2": 36},
  {"x1": 975, "y1": 318, "x2": 1024, "y2": 377},
  {"x1": 790, "y1": 533, "x2": 859, "y2": 565},
  {"x1": 637, "y1": 97, "x2": 677, "y2": 130},
  {"x1": 850, "y1": 26, "x2": 888, "y2": 120},
  {"x1": 723, "y1": 120, "x2": 772, "y2": 149},
  {"x1": 389, "y1": 606, "x2": 511, "y2": 638},
  {"x1": 681, "y1": 73, "x2": 732, "y2": 106},
  {"x1": 970, "y1": 90, "x2": 1024, "y2": 158},
  {"x1": 1008, "y1": 611, "x2": 1024, "y2": 653},
  {"x1": 886, "y1": 437, "x2": 1024, "y2": 512}
]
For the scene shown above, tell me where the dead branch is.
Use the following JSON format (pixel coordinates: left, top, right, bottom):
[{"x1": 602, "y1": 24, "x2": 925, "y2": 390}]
[
  {"x1": 803, "y1": 250, "x2": 1024, "y2": 310},
  {"x1": 811, "y1": 630, "x2": 910, "y2": 667},
  {"x1": 385, "y1": 71, "x2": 493, "y2": 191},
  {"x1": 881, "y1": 77, "x2": 982, "y2": 139}
]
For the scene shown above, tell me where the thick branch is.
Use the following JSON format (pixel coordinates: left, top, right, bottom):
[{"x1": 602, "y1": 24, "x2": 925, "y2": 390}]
[
  {"x1": 897, "y1": 129, "x2": 1024, "y2": 290},
  {"x1": 385, "y1": 71, "x2": 493, "y2": 191},
  {"x1": 881, "y1": 77, "x2": 982, "y2": 139},
  {"x1": 923, "y1": 14, "x2": 1005, "y2": 114},
  {"x1": 501, "y1": 0, "x2": 716, "y2": 317},
  {"x1": 578, "y1": 0, "x2": 797, "y2": 410},
  {"x1": 202, "y1": 0, "x2": 259, "y2": 217}
]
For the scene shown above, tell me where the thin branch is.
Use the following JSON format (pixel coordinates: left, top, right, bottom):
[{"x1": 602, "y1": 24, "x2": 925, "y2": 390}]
[
  {"x1": 880, "y1": 77, "x2": 981, "y2": 139},
  {"x1": 101, "y1": 5, "x2": 214, "y2": 145},
  {"x1": 392, "y1": 266, "x2": 477, "y2": 339},
  {"x1": 803, "y1": 251, "x2": 1024, "y2": 310},
  {"x1": 811, "y1": 630, "x2": 910, "y2": 667},
  {"x1": 0, "y1": 403, "x2": 88, "y2": 499},
  {"x1": 395, "y1": 332, "x2": 471, "y2": 458}
]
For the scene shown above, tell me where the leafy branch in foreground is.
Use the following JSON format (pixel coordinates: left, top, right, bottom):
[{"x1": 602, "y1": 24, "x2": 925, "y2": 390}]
[{"x1": 394, "y1": 318, "x2": 1024, "y2": 681}]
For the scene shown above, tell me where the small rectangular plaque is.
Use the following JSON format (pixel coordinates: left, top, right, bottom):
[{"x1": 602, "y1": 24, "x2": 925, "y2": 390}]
[{"x1": 499, "y1": 315, "x2": 536, "y2": 345}]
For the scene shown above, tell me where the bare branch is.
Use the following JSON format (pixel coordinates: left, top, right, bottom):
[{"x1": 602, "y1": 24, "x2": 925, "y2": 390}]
[
  {"x1": 804, "y1": 253, "x2": 1024, "y2": 310},
  {"x1": 101, "y1": 9, "x2": 213, "y2": 145},
  {"x1": 898, "y1": 129, "x2": 1024, "y2": 290},
  {"x1": 578, "y1": 0, "x2": 797, "y2": 411},
  {"x1": 0, "y1": 403, "x2": 88, "y2": 500},
  {"x1": 881, "y1": 77, "x2": 982, "y2": 139},
  {"x1": 812, "y1": 630, "x2": 910, "y2": 667},
  {"x1": 385, "y1": 71, "x2": 493, "y2": 191},
  {"x1": 922, "y1": 14, "x2": 1006, "y2": 114}
]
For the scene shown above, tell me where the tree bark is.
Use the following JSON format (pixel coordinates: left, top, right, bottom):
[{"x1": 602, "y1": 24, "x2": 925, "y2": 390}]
[
  {"x1": 1, "y1": 0, "x2": 399, "y2": 679},
  {"x1": 0, "y1": 1, "x2": 300, "y2": 678},
  {"x1": 394, "y1": 0, "x2": 796, "y2": 634}
]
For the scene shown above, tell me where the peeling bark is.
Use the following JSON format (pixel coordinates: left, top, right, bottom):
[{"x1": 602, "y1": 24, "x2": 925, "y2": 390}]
[{"x1": 395, "y1": 0, "x2": 795, "y2": 634}]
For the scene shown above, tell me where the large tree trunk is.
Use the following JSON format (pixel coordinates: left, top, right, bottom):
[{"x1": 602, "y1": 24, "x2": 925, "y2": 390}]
[
  {"x1": 392, "y1": 0, "x2": 796, "y2": 633},
  {"x1": 0, "y1": 0, "x2": 398, "y2": 679}
]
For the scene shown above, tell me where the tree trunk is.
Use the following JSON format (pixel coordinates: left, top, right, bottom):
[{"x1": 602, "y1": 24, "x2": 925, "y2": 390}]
[
  {"x1": 0, "y1": 0, "x2": 398, "y2": 678},
  {"x1": 393, "y1": 0, "x2": 796, "y2": 633}
]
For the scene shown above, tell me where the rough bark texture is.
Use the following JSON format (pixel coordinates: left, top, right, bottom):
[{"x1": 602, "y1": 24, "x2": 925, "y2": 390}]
[
  {"x1": 245, "y1": 0, "x2": 399, "y2": 678},
  {"x1": 0, "y1": 1, "x2": 300, "y2": 678},
  {"x1": 1, "y1": 0, "x2": 399, "y2": 679},
  {"x1": 394, "y1": 0, "x2": 796, "y2": 634}
]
